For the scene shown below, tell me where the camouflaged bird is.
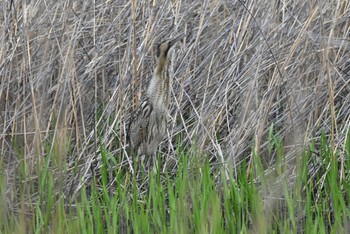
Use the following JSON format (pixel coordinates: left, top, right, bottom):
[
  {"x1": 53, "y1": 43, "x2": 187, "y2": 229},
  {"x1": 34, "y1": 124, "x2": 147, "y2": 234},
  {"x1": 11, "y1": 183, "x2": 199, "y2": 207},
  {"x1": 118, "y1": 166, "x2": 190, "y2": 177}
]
[{"x1": 128, "y1": 37, "x2": 180, "y2": 158}]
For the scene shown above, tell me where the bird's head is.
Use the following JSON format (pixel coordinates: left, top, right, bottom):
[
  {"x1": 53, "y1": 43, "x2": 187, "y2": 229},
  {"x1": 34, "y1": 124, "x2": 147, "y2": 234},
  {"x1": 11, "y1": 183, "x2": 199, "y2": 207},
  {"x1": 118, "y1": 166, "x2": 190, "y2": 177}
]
[{"x1": 156, "y1": 35, "x2": 182, "y2": 59}]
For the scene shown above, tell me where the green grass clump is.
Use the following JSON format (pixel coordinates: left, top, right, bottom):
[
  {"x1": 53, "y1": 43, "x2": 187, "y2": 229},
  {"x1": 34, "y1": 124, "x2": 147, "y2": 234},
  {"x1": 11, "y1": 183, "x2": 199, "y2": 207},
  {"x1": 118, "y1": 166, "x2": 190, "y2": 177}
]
[{"x1": 1, "y1": 133, "x2": 350, "y2": 233}]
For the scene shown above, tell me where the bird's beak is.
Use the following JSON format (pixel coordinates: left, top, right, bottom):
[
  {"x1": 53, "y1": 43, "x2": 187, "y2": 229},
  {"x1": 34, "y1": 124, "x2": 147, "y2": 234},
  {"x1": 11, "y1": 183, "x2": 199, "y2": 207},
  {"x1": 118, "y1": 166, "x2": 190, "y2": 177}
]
[{"x1": 169, "y1": 35, "x2": 183, "y2": 47}]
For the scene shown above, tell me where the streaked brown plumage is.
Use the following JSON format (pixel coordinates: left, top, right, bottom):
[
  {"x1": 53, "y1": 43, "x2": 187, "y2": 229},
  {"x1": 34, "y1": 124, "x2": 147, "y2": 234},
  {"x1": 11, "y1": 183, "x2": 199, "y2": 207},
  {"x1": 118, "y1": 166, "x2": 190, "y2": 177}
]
[{"x1": 128, "y1": 37, "x2": 180, "y2": 157}]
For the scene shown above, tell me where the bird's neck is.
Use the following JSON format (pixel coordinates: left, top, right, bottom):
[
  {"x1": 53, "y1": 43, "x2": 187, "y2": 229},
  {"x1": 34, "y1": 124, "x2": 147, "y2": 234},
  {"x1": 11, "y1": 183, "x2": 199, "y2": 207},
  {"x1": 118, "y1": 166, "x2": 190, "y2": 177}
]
[
  {"x1": 155, "y1": 57, "x2": 168, "y2": 77},
  {"x1": 146, "y1": 57, "x2": 172, "y2": 108}
]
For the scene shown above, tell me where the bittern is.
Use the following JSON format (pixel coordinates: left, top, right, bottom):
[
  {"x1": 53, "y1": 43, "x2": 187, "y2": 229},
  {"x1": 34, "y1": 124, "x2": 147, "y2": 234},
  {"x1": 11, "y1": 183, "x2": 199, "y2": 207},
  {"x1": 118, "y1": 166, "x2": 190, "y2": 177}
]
[{"x1": 128, "y1": 37, "x2": 180, "y2": 160}]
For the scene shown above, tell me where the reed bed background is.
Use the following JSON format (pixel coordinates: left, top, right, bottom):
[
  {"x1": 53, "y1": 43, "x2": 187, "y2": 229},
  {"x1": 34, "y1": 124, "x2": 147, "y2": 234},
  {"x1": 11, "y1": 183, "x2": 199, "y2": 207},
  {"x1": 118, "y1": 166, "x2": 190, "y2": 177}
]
[{"x1": 0, "y1": 0, "x2": 350, "y2": 232}]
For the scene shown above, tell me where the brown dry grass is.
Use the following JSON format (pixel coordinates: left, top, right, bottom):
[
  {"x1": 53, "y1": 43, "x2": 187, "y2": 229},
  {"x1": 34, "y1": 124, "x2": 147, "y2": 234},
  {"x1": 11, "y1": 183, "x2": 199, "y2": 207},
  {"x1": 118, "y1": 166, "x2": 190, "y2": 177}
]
[{"x1": 0, "y1": 0, "x2": 349, "y2": 214}]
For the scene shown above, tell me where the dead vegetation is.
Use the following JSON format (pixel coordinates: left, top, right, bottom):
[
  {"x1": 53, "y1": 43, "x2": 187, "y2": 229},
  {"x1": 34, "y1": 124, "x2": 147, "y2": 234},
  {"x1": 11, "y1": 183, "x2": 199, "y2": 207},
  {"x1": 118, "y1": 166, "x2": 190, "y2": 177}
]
[{"x1": 0, "y1": 0, "x2": 350, "y2": 225}]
